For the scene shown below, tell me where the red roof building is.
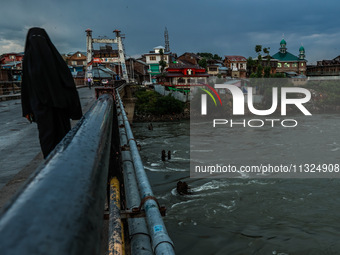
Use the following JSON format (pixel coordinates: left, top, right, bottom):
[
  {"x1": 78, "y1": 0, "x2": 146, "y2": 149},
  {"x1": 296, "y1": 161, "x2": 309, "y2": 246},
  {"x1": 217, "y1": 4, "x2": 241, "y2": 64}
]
[
  {"x1": 0, "y1": 53, "x2": 24, "y2": 69},
  {"x1": 0, "y1": 53, "x2": 23, "y2": 64},
  {"x1": 177, "y1": 52, "x2": 201, "y2": 66},
  {"x1": 224, "y1": 55, "x2": 247, "y2": 78},
  {"x1": 157, "y1": 64, "x2": 209, "y2": 88}
]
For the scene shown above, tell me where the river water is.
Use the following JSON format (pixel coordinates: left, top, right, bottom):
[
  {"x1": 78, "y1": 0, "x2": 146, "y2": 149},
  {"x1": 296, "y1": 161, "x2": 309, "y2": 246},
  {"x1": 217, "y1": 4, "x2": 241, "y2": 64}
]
[{"x1": 133, "y1": 114, "x2": 340, "y2": 255}]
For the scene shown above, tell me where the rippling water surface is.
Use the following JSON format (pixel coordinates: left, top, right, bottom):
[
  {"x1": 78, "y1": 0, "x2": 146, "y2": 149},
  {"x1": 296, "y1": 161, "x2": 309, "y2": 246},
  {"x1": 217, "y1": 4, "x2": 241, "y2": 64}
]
[{"x1": 133, "y1": 114, "x2": 340, "y2": 255}]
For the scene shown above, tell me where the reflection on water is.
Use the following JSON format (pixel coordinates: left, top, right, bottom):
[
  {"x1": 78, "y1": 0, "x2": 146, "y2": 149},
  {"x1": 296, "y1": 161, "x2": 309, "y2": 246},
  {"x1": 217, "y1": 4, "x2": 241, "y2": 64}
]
[{"x1": 133, "y1": 114, "x2": 340, "y2": 254}]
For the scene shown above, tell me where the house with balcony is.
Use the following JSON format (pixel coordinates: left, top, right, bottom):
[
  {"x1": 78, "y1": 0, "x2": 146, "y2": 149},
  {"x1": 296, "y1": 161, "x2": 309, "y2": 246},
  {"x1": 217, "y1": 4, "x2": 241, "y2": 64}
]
[
  {"x1": 206, "y1": 59, "x2": 228, "y2": 77},
  {"x1": 0, "y1": 53, "x2": 24, "y2": 81},
  {"x1": 125, "y1": 57, "x2": 149, "y2": 84},
  {"x1": 307, "y1": 55, "x2": 340, "y2": 76},
  {"x1": 91, "y1": 45, "x2": 123, "y2": 77},
  {"x1": 144, "y1": 46, "x2": 171, "y2": 83},
  {"x1": 63, "y1": 51, "x2": 87, "y2": 76},
  {"x1": 155, "y1": 63, "x2": 209, "y2": 101},
  {"x1": 157, "y1": 63, "x2": 209, "y2": 88},
  {"x1": 0, "y1": 52, "x2": 24, "y2": 71},
  {"x1": 0, "y1": 53, "x2": 24, "y2": 66},
  {"x1": 224, "y1": 55, "x2": 247, "y2": 78}
]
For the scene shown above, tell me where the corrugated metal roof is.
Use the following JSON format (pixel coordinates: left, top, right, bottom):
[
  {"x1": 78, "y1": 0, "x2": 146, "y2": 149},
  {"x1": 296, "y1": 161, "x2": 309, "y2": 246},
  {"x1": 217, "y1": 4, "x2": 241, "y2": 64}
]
[
  {"x1": 92, "y1": 66, "x2": 116, "y2": 78},
  {"x1": 135, "y1": 59, "x2": 147, "y2": 65},
  {"x1": 1, "y1": 61, "x2": 21, "y2": 68},
  {"x1": 225, "y1": 55, "x2": 247, "y2": 61},
  {"x1": 272, "y1": 51, "x2": 302, "y2": 61}
]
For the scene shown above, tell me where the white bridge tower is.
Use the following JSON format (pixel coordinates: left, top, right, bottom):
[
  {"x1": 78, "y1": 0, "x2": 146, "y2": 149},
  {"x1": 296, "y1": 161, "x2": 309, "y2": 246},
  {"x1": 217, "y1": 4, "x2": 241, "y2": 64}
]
[{"x1": 85, "y1": 28, "x2": 129, "y2": 83}]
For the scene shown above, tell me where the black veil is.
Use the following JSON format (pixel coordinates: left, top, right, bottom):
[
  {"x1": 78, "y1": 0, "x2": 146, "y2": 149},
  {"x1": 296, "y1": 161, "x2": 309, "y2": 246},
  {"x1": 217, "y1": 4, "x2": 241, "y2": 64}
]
[{"x1": 21, "y1": 27, "x2": 82, "y2": 120}]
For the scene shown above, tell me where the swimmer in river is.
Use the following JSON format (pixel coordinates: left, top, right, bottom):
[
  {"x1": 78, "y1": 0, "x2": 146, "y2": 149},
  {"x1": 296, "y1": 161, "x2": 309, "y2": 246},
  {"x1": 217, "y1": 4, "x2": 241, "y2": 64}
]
[
  {"x1": 161, "y1": 150, "x2": 166, "y2": 161},
  {"x1": 176, "y1": 181, "x2": 191, "y2": 195}
]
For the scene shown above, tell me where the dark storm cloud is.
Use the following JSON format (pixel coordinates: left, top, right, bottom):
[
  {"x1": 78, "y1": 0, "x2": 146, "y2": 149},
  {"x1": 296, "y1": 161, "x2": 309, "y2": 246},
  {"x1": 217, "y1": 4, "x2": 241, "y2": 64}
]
[{"x1": 1, "y1": 0, "x2": 340, "y2": 63}]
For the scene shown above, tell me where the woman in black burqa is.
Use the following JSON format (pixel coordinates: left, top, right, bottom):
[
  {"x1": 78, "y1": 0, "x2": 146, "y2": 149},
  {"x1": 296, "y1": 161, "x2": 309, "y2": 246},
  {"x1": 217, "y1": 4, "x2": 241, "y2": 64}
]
[{"x1": 21, "y1": 27, "x2": 83, "y2": 158}]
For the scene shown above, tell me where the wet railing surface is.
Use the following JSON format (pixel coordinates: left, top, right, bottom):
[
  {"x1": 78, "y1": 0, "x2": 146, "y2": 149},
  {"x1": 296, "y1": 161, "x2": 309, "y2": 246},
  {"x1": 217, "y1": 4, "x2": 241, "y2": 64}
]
[
  {"x1": 0, "y1": 94, "x2": 114, "y2": 255},
  {"x1": 0, "y1": 87, "x2": 175, "y2": 254}
]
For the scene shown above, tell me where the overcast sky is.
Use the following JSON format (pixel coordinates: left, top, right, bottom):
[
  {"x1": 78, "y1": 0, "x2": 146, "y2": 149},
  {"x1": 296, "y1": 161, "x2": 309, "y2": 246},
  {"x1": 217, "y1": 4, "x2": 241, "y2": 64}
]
[{"x1": 1, "y1": 0, "x2": 339, "y2": 64}]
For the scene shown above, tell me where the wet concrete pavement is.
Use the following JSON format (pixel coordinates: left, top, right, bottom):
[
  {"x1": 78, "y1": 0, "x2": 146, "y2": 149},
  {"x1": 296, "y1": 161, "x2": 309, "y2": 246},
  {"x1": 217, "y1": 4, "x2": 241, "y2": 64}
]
[{"x1": 0, "y1": 87, "x2": 96, "y2": 208}]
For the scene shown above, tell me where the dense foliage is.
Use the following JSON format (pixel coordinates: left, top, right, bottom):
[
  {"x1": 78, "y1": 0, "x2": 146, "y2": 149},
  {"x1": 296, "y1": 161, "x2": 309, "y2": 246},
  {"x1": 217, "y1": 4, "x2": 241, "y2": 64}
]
[
  {"x1": 308, "y1": 81, "x2": 340, "y2": 106},
  {"x1": 196, "y1": 52, "x2": 222, "y2": 60},
  {"x1": 134, "y1": 90, "x2": 185, "y2": 115}
]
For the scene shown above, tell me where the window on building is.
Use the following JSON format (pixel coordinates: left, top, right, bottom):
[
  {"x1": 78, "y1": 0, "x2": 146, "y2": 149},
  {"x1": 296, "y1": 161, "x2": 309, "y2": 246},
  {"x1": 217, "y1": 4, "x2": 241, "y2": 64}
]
[
  {"x1": 292, "y1": 63, "x2": 298, "y2": 67},
  {"x1": 284, "y1": 63, "x2": 290, "y2": 67},
  {"x1": 163, "y1": 56, "x2": 168, "y2": 61},
  {"x1": 278, "y1": 63, "x2": 282, "y2": 68},
  {"x1": 150, "y1": 56, "x2": 156, "y2": 61},
  {"x1": 77, "y1": 53, "x2": 82, "y2": 57},
  {"x1": 301, "y1": 63, "x2": 304, "y2": 66},
  {"x1": 178, "y1": 77, "x2": 185, "y2": 84},
  {"x1": 9, "y1": 55, "x2": 15, "y2": 59},
  {"x1": 72, "y1": 61, "x2": 77, "y2": 65}
]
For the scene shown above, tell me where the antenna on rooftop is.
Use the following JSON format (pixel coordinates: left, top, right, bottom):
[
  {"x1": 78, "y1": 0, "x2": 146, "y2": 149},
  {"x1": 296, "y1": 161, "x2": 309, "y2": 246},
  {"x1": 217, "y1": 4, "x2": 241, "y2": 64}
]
[{"x1": 164, "y1": 27, "x2": 170, "y2": 53}]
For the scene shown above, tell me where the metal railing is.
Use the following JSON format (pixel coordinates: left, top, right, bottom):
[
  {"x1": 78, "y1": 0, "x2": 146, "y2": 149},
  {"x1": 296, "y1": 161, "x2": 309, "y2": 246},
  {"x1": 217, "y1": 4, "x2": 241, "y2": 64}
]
[
  {"x1": 0, "y1": 81, "x2": 21, "y2": 96},
  {"x1": 0, "y1": 94, "x2": 114, "y2": 255},
  {"x1": 117, "y1": 101, "x2": 153, "y2": 255},
  {"x1": 116, "y1": 92, "x2": 175, "y2": 255},
  {"x1": 0, "y1": 88, "x2": 175, "y2": 254}
]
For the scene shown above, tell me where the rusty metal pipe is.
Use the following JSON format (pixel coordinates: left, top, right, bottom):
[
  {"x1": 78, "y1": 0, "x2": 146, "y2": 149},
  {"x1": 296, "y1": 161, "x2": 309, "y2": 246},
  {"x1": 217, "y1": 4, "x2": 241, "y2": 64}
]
[{"x1": 108, "y1": 177, "x2": 125, "y2": 255}]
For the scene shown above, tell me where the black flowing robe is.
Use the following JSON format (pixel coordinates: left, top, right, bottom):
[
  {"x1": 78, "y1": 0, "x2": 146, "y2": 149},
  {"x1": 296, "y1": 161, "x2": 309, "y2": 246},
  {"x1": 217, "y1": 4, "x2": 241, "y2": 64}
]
[{"x1": 21, "y1": 27, "x2": 83, "y2": 158}]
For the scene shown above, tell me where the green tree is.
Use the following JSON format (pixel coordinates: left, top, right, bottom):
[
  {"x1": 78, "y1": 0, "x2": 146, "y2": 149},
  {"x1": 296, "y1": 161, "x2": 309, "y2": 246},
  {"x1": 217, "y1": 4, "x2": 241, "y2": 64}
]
[
  {"x1": 256, "y1": 64, "x2": 263, "y2": 78},
  {"x1": 198, "y1": 58, "x2": 207, "y2": 70},
  {"x1": 197, "y1": 52, "x2": 222, "y2": 60},
  {"x1": 134, "y1": 90, "x2": 185, "y2": 115},
  {"x1": 213, "y1": 54, "x2": 222, "y2": 60},
  {"x1": 251, "y1": 45, "x2": 271, "y2": 77},
  {"x1": 255, "y1": 45, "x2": 262, "y2": 61},
  {"x1": 264, "y1": 66, "x2": 271, "y2": 78},
  {"x1": 263, "y1": 47, "x2": 269, "y2": 55},
  {"x1": 247, "y1": 57, "x2": 256, "y2": 75},
  {"x1": 197, "y1": 52, "x2": 213, "y2": 59},
  {"x1": 154, "y1": 95, "x2": 184, "y2": 114},
  {"x1": 159, "y1": 49, "x2": 167, "y2": 73}
]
